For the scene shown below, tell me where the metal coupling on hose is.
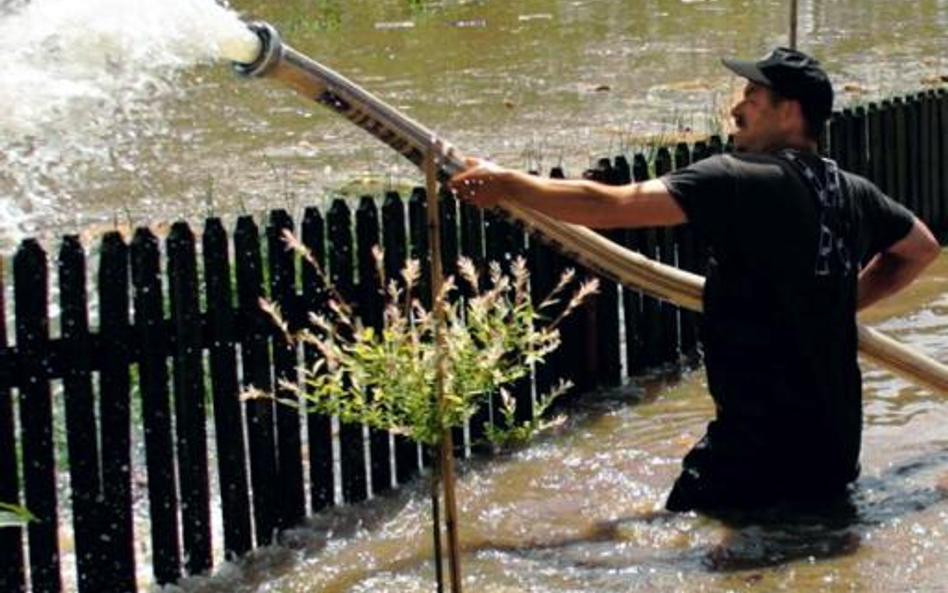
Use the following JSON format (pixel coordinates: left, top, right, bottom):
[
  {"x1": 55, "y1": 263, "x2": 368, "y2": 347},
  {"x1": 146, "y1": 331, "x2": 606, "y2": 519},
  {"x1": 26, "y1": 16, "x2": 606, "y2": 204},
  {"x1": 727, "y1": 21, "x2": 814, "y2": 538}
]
[{"x1": 232, "y1": 21, "x2": 283, "y2": 78}]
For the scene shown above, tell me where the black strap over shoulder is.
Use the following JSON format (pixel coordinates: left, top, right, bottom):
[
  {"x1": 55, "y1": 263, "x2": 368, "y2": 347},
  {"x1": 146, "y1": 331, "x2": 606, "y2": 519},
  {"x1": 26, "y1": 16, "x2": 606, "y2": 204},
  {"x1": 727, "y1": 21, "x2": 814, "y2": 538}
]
[{"x1": 780, "y1": 150, "x2": 856, "y2": 276}]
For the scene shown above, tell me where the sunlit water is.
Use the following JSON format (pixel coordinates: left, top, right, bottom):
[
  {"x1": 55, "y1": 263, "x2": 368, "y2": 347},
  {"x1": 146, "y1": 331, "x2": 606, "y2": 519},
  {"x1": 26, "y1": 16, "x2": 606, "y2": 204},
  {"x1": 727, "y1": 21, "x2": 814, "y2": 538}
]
[
  {"x1": 1, "y1": 0, "x2": 948, "y2": 250},
  {"x1": 154, "y1": 254, "x2": 948, "y2": 593}
]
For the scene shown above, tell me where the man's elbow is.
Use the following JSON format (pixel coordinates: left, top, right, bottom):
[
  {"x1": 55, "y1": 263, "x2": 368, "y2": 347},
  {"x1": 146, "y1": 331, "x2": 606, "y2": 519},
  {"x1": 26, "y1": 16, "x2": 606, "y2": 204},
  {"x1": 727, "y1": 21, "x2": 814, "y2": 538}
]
[
  {"x1": 915, "y1": 223, "x2": 941, "y2": 269},
  {"x1": 896, "y1": 219, "x2": 941, "y2": 271}
]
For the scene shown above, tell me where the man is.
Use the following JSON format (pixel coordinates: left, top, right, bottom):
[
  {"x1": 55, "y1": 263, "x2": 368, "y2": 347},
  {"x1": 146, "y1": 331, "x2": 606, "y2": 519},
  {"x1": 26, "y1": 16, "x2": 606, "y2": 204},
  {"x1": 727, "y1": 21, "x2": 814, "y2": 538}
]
[{"x1": 447, "y1": 47, "x2": 940, "y2": 514}]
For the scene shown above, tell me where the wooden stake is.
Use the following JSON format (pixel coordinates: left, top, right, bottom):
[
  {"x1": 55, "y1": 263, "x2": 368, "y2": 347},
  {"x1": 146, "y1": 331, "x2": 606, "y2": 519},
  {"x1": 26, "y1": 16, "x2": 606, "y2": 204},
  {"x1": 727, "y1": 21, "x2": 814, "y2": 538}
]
[
  {"x1": 789, "y1": 0, "x2": 799, "y2": 49},
  {"x1": 430, "y1": 463, "x2": 445, "y2": 593},
  {"x1": 424, "y1": 153, "x2": 463, "y2": 593}
]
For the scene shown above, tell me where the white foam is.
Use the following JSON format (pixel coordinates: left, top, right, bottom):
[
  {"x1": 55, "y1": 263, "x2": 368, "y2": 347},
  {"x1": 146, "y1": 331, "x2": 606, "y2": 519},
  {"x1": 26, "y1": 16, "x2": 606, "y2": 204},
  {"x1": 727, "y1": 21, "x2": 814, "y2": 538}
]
[{"x1": 0, "y1": 0, "x2": 258, "y2": 241}]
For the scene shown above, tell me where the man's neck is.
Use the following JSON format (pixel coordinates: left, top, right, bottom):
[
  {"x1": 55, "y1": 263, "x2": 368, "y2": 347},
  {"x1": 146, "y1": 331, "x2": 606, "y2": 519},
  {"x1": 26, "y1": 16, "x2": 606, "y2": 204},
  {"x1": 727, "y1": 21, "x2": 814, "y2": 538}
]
[{"x1": 767, "y1": 137, "x2": 818, "y2": 153}]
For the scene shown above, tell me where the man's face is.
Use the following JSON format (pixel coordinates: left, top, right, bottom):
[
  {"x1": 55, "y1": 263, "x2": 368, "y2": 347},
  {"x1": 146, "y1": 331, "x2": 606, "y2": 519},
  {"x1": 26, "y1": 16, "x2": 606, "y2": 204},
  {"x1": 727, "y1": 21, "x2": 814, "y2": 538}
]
[{"x1": 729, "y1": 81, "x2": 792, "y2": 152}]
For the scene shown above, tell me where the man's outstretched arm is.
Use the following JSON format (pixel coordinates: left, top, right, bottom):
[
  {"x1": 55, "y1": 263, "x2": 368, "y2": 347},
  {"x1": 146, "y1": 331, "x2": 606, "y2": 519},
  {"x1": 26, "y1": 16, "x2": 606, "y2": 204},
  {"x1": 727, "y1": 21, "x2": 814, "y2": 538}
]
[
  {"x1": 858, "y1": 218, "x2": 940, "y2": 311},
  {"x1": 447, "y1": 159, "x2": 686, "y2": 229}
]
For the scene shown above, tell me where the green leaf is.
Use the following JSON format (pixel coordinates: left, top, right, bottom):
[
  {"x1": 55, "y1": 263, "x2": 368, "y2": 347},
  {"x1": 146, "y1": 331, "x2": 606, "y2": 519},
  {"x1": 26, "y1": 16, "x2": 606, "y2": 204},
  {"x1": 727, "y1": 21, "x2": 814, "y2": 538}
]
[{"x1": 0, "y1": 502, "x2": 34, "y2": 527}]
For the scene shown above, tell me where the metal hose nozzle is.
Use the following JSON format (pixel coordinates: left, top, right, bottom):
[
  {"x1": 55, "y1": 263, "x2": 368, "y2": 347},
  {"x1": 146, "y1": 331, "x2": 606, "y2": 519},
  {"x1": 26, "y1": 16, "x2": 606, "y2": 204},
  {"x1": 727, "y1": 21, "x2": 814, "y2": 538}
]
[{"x1": 232, "y1": 21, "x2": 283, "y2": 78}]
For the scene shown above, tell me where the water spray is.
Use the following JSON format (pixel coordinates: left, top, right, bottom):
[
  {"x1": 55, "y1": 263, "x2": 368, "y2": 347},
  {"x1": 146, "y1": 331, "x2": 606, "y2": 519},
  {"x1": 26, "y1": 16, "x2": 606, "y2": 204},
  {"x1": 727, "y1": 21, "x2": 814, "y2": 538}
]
[{"x1": 231, "y1": 20, "x2": 948, "y2": 406}]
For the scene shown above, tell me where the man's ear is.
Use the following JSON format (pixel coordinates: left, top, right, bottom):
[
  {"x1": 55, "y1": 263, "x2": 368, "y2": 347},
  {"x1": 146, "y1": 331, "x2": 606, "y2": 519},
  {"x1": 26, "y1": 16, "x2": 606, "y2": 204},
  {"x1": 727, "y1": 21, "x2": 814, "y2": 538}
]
[{"x1": 780, "y1": 99, "x2": 806, "y2": 132}]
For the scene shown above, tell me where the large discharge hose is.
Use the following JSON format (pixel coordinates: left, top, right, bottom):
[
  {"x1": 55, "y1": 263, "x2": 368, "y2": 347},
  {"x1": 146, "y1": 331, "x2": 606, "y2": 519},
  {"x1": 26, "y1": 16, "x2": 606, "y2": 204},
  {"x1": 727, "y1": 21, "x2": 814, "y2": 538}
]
[{"x1": 232, "y1": 21, "x2": 948, "y2": 395}]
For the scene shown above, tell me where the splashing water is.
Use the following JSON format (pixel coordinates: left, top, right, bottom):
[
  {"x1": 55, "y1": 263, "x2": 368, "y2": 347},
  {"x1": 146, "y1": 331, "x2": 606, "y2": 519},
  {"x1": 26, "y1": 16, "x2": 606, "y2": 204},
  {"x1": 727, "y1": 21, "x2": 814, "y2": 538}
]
[{"x1": 0, "y1": 0, "x2": 257, "y2": 245}]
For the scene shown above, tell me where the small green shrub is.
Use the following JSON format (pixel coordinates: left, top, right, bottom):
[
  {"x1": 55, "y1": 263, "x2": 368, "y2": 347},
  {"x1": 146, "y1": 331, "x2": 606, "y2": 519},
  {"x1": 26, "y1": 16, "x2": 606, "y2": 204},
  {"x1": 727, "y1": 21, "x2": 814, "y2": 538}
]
[{"x1": 245, "y1": 230, "x2": 597, "y2": 449}]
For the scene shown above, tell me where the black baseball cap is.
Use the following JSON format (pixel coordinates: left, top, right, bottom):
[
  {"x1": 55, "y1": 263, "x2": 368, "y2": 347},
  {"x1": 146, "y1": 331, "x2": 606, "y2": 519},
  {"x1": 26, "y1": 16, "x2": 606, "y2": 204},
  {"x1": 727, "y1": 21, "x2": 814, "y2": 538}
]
[{"x1": 722, "y1": 47, "x2": 834, "y2": 126}]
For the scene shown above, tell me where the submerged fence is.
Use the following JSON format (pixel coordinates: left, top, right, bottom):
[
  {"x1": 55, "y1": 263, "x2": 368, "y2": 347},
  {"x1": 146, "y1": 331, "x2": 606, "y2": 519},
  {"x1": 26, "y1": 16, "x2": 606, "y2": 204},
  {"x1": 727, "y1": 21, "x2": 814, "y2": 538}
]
[{"x1": 1, "y1": 88, "x2": 947, "y2": 593}]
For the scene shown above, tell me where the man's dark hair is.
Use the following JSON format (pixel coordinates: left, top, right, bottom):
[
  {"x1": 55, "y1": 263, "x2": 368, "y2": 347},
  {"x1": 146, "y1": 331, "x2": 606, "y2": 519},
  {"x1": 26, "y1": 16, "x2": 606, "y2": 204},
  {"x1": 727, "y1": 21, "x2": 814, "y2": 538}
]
[{"x1": 766, "y1": 87, "x2": 826, "y2": 141}]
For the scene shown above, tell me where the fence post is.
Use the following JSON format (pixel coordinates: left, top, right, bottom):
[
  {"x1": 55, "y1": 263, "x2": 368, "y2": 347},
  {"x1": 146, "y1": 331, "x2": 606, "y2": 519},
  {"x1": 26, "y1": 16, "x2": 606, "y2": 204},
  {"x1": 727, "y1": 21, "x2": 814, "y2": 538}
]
[
  {"x1": 880, "y1": 100, "x2": 897, "y2": 198},
  {"x1": 920, "y1": 92, "x2": 935, "y2": 228},
  {"x1": 592, "y1": 158, "x2": 622, "y2": 389},
  {"x1": 529, "y1": 170, "x2": 560, "y2": 406},
  {"x1": 132, "y1": 228, "x2": 181, "y2": 584},
  {"x1": 234, "y1": 216, "x2": 279, "y2": 545},
  {"x1": 457, "y1": 196, "x2": 492, "y2": 453},
  {"x1": 410, "y1": 188, "x2": 433, "y2": 310},
  {"x1": 612, "y1": 155, "x2": 642, "y2": 382},
  {"x1": 167, "y1": 223, "x2": 213, "y2": 575},
  {"x1": 895, "y1": 98, "x2": 911, "y2": 208},
  {"x1": 630, "y1": 153, "x2": 663, "y2": 370},
  {"x1": 408, "y1": 188, "x2": 438, "y2": 467},
  {"x1": 438, "y1": 189, "x2": 467, "y2": 453},
  {"x1": 202, "y1": 218, "x2": 253, "y2": 557},
  {"x1": 328, "y1": 199, "x2": 369, "y2": 503},
  {"x1": 867, "y1": 102, "x2": 884, "y2": 191},
  {"x1": 840, "y1": 109, "x2": 861, "y2": 175},
  {"x1": 938, "y1": 89, "x2": 948, "y2": 234},
  {"x1": 59, "y1": 237, "x2": 103, "y2": 593},
  {"x1": 482, "y1": 186, "x2": 536, "y2": 421},
  {"x1": 356, "y1": 196, "x2": 393, "y2": 494},
  {"x1": 98, "y1": 232, "x2": 137, "y2": 591},
  {"x1": 15, "y1": 239, "x2": 60, "y2": 593},
  {"x1": 928, "y1": 90, "x2": 943, "y2": 235},
  {"x1": 413, "y1": 185, "x2": 446, "y2": 462},
  {"x1": 908, "y1": 95, "x2": 922, "y2": 216},
  {"x1": 673, "y1": 143, "x2": 700, "y2": 360},
  {"x1": 828, "y1": 113, "x2": 844, "y2": 164},
  {"x1": 382, "y1": 192, "x2": 423, "y2": 478},
  {"x1": 851, "y1": 107, "x2": 869, "y2": 177},
  {"x1": 266, "y1": 211, "x2": 306, "y2": 526},
  {"x1": 654, "y1": 148, "x2": 680, "y2": 365},
  {"x1": 614, "y1": 157, "x2": 642, "y2": 378},
  {"x1": 301, "y1": 207, "x2": 336, "y2": 510},
  {"x1": 0, "y1": 258, "x2": 26, "y2": 593}
]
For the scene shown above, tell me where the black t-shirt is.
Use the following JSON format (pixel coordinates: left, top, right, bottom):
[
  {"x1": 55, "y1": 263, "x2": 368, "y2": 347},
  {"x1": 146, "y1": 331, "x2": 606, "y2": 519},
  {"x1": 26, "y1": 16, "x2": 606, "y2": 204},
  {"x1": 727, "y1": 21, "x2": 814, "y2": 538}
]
[{"x1": 661, "y1": 152, "x2": 915, "y2": 503}]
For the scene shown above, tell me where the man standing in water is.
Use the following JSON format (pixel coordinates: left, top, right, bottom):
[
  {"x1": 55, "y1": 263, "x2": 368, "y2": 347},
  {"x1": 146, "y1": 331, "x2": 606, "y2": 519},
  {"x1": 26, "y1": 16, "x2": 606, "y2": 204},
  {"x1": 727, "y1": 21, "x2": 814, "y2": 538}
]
[{"x1": 448, "y1": 47, "x2": 940, "y2": 514}]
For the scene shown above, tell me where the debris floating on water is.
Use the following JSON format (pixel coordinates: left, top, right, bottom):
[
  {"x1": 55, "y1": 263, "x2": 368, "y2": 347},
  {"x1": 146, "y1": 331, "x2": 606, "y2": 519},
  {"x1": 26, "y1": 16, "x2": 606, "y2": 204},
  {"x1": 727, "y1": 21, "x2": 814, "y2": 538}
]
[
  {"x1": 518, "y1": 13, "x2": 553, "y2": 22},
  {"x1": 448, "y1": 19, "x2": 487, "y2": 28},
  {"x1": 374, "y1": 20, "x2": 415, "y2": 30}
]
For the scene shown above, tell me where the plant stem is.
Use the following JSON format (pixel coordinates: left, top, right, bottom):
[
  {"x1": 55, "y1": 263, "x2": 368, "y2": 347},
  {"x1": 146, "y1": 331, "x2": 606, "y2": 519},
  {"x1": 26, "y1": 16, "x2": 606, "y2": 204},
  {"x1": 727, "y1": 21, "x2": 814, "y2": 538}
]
[{"x1": 425, "y1": 153, "x2": 463, "y2": 593}]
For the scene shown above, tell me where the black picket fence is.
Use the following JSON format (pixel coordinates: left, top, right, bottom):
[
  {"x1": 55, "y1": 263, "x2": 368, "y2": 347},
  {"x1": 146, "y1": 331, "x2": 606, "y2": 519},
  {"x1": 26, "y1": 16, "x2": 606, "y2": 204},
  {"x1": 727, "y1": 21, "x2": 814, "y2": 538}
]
[{"x1": 1, "y1": 88, "x2": 947, "y2": 593}]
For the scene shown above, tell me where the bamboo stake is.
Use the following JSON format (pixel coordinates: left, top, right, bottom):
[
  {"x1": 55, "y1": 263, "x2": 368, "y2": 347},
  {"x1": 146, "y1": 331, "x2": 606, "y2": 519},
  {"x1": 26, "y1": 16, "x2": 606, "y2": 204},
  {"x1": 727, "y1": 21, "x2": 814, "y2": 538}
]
[
  {"x1": 790, "y1": 0, "x2": 799, "y2": 49},
  {"x1": 429, "y1": 462, "x2": 445, "y2": 593},
  {"x1": 425, "y1": 153, "x2": 463, "y2": 593}
]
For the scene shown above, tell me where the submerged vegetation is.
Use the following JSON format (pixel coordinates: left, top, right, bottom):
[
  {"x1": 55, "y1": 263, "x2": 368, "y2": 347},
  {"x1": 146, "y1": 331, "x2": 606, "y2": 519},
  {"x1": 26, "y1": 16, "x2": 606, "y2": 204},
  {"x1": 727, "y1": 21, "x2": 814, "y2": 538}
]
[{"x1": 247, "y1": 230, "x2": 597, "y2": 448}]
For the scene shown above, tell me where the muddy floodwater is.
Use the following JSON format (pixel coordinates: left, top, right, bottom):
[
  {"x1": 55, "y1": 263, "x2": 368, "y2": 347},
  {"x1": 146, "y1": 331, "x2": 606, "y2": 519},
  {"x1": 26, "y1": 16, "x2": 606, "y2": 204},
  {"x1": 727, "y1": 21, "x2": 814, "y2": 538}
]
[
  {"x1": 1, "y1": 0, "x2": 948, "y2": 248},
  {"x1": 167, "y1": 254, "x2": 948, "y2": 593}
]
